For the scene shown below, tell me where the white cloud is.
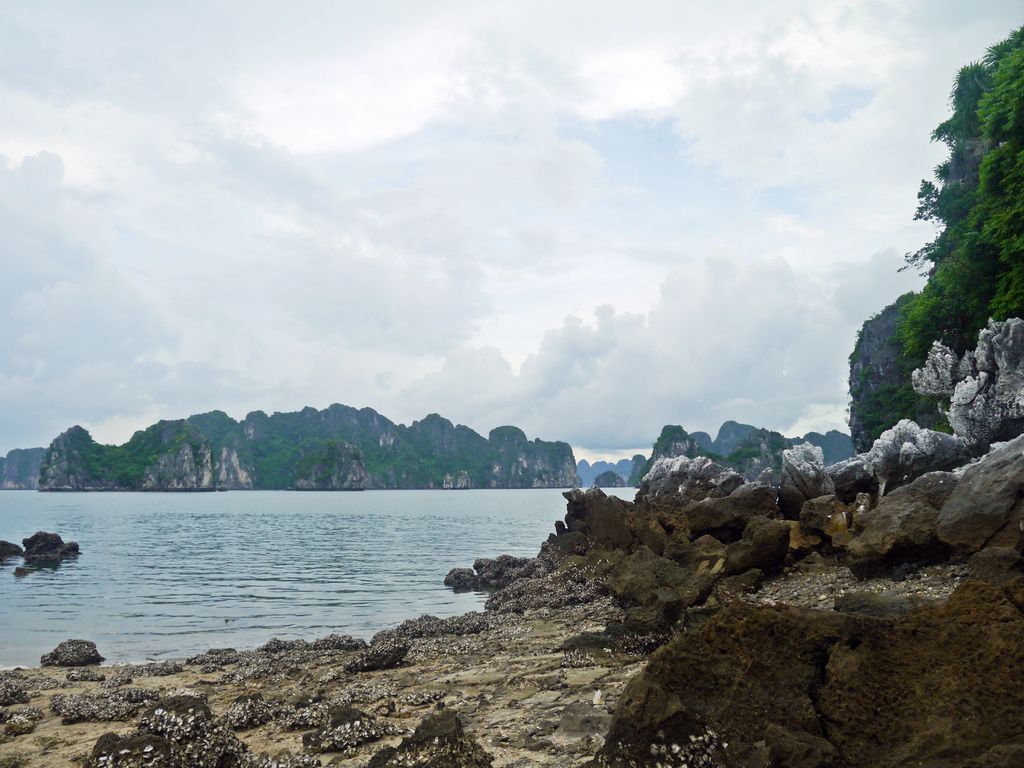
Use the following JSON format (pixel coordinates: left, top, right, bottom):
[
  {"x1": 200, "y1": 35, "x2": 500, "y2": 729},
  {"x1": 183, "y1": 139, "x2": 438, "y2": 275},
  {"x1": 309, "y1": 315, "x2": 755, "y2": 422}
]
[{"x1": 0, "y1": 1, "x2": 1019, "y2": 453}]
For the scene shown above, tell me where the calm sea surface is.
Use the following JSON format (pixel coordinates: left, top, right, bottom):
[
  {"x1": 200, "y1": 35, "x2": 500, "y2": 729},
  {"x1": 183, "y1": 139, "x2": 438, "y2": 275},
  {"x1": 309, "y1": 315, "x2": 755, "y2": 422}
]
[{"x1": 0, "y1": 488, "x2": 633, "y2": 668}]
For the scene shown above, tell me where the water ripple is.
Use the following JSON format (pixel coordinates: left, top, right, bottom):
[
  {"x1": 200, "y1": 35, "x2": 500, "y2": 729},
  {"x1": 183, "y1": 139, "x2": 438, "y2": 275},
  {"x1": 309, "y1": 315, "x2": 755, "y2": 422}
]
[{"x1": 0, "y1": 489, "x2": 631, "y2": 666}]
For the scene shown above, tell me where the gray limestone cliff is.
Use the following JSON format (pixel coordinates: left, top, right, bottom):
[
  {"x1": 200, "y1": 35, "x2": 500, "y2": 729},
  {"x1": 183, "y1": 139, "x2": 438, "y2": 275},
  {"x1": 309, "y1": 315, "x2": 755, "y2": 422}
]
[{"x1": 1, "y1": 447, "x2": 45, "y2": 489}]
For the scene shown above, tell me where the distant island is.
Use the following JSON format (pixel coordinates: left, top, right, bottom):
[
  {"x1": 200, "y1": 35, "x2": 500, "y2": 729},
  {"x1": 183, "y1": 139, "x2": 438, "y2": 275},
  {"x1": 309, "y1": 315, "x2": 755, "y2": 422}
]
[{"x1": 32, "y1": 405, "x2": 578, "y2": 491}]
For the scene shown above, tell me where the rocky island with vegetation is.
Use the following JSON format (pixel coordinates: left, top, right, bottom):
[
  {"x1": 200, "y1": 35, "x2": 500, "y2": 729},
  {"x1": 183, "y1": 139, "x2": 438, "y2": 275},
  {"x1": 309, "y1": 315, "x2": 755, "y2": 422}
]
[
  {"x1": 3, "y1": 21, "x2": 1024, "y2": 768},
  {"x1": 33, "y1": 406, "x2": 578, "y2": 491}
]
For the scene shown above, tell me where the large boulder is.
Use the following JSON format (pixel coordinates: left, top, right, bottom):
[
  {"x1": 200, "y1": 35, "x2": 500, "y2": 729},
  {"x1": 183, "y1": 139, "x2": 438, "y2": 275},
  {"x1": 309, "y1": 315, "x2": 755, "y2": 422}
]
[
  {"x1": 367, "y1": 709, "x2": 493, "y2": 767},
  {"x1": 636, "y1": 455, "x2": 744, "y2": 505},
  {"x1": 41, "y1": 639, "x2": 104, "y2": 667},
  {"x1": 913, "y1": 318, "x2": 1024, "y2": 447},
  {"x1": 779, "y1": 443, "x2": 835, "y2": 518},
  {"x1": 22, "y1": 531, "x2": 80, "y2": 564},
  {"x1": 846, "y1": 472, "x2": 957, "y2": 578},
  {"x1": 826, "y1": 455, "x2": 876, "y2": 501},
  {"x1": 588, "y1": 580, "x2": 1024, "y2": 768},
  {"x1": 861, "y1": 420, "x2": 970, "y2": 496},
  {"x1": 679, "y1": 483, "x2": 779, "y2": 541},
  {"x1": 723, "y1": 515, "x2": 790, "y2": 575},
  {"x1": 560, "y1": 487, "x2": 669, "y2": 556},
  {"x1": 937, "y1": 433, "x2": 1024, "y2": 553}
]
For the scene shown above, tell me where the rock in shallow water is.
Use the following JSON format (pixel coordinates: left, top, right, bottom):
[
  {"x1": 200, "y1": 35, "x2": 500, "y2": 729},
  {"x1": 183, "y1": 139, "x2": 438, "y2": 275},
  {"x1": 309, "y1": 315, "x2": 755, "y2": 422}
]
[
  {"x1": 41, "y1": 638, "x2": 104, "y2": 667},
  {"x1": 21, "y1": 530, "x2": 80, "y2": 563},
  {"x1": 0, "y1": 539, "x2": 23, "y2": 560}
]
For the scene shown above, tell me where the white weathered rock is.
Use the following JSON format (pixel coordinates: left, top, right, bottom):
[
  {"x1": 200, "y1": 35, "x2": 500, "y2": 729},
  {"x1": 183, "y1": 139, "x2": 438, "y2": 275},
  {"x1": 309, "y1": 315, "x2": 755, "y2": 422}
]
[
  {"x1": 862, "y1": 420, "x2": 970, "y2": 496},
  {"x1": 779, "y1": 443, "x2": 835, "y2": 517},
  {"x1": 912, "y1": 318, "x2": 1024, "y2": 447},
  {"x1": 637, "y1": 455, "x2": 744, "y2": 504}
]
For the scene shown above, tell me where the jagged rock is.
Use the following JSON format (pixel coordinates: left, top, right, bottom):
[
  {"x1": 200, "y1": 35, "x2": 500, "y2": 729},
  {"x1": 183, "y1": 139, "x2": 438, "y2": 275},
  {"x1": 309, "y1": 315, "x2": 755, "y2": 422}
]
[
  {"x1": 604, "y1": 547, "x2": 714, "y2": 627},
  {"x1": 89, "y1": 732, "x2": 177, "y2": 767},
  {"x1": 0, "y1": 540, "x2": 23, "y2": 560},
  {"x1": 913, "y1": 318, "x2": 1024, "y2": 447},
  {"x1": 861, "y1": 419, "x2": 970, "y2": 495},
  {"x1": 367, "y1": 709, "x2": 493, "y2": 767},
  {"x1": 636, "y1": 455, "x2": 745, "y2": 504},
  {"x1": 846, "y1": 472, "x2": 958, "y2": 578},
  {"x1": 680, "y1": 483, "x2": 779, "y2": 540},
  {"x1": 723, "y1": 516, "x2": 790, "y2": 576},
  {"x1": 938, "y1": 433, "x2": 1024, "y2": 553},
  {"x1": 826, "y1": 455, "x2": 876, "y2": 501},
  {"x1": 779, "y1": 443, "x2": 835, "y2": 518},
  {"x1": 560, "y1": 487, "x2": 668, "y2": 556},
  {"x1": 588, "y1": 581, "x2": 1024, "y2": 768},
  {"x1": 22, "y1": 531, "x2": 80, "y2": 564},
  {"x1": 968, "y1": 547, "x2": 1024, "y2": 586},
  {"x1": 344, "y1": 637, "x2": 408, "y2": 673},
  {"x1": 41, "y1": 638, "x2": 104, "y2": 667},
  {"x1": 799, "y1": 495, "x2": 854, "y2": 546}
]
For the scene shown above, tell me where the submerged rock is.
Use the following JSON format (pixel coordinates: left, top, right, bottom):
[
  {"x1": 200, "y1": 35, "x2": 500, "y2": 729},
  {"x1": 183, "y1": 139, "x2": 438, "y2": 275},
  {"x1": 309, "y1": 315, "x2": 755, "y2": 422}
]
[
  {"x1": 0, "y1": 539, "x2": 23, "y2": 560},
  {"x1": 41, "y1": 638, "x2": 104, "y2": 667}
]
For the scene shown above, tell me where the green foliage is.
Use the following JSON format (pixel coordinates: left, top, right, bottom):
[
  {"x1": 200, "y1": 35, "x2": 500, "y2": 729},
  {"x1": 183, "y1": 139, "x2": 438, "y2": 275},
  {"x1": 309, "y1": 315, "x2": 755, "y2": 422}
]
[{"x1": 900, "y1": 27, "x2": 1024, "y2": 359}]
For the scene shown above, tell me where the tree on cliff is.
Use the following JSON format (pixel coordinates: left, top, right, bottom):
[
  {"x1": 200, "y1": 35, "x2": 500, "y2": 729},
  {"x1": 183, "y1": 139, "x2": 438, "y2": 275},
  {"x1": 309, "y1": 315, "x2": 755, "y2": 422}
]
[
  {"x1": 849, "y1": 25, "x2": 1024, "y2": 449},
  {"x1": 901, "y1": 26, "x2": 1024, "y2": 359}
]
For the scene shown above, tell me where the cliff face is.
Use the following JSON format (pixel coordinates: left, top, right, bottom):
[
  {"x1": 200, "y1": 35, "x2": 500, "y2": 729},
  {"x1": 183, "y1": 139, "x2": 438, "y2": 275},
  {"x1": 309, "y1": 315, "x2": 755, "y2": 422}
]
[
  {"x1": 293, "y1": 441, "x2": 369, "y2": 490},
  {"x1": 848, "y1": 297, "x2": 943, "y2": 452},
  {"x1": 38, "y1": 405, "x2": 576, "y2": 491},
  {"x1": 486, "y1": 426, "x2": 578, "y2": 489},
  {"x1": 1, "y1": 447, "x2": 45, "y2": 489}
]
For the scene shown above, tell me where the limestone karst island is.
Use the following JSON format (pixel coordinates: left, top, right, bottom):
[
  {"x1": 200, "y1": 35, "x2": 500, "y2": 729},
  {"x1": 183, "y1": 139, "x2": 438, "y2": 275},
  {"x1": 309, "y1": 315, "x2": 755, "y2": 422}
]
[{"x1": 2, "y1": 7, "x2": 1024, "y2": 768}]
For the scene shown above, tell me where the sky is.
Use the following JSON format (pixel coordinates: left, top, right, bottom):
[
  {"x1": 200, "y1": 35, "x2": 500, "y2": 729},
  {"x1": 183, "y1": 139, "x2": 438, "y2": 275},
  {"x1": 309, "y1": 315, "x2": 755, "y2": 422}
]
[{"x1": 1, "y1": 1, "x2": 1021, "y2": 461}]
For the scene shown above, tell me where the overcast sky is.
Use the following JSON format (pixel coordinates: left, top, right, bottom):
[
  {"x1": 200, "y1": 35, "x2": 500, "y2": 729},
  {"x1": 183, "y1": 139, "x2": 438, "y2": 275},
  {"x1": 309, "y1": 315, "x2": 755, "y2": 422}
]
[{"x1": 1, "y1": 2, "x2": 1020, "y2": 460}]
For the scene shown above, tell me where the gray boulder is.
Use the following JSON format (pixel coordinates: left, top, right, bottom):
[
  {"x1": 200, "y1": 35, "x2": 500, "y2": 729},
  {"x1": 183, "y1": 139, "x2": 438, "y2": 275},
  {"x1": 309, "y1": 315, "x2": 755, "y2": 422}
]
[
  {"x1": 847, "y1": 472, "x2": 958, "y2": 577},
  {"x1": 861, "y1": 420, "x2": 970, "y2": 496},
  {"x1": 637, "y1": 454, "x2": 744, "y2": 504},
  {"x1": 913, "y1": 318, "x2": 1024, "y2": 448},
  {"x1": 937, "y1": 433, "x2": 1024, "y2": 553},
  {"x1": 826, "y1": 455, "x2": 876, "y2": 501},
  {"x1": 779, "y1": 443, "x2": 835, "y2": 518}
]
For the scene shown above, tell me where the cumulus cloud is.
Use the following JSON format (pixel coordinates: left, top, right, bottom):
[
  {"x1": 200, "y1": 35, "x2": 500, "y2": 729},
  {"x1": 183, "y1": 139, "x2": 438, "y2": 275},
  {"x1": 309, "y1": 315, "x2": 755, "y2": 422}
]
[{"x1": 0, "y1": 1, "x2": 1019, "y2": 454}]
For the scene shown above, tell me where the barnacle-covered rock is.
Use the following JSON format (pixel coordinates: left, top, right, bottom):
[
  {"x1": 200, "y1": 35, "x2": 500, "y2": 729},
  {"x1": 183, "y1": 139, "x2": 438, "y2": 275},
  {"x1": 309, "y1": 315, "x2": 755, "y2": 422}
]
[
  {"x1": 41, "y1": 638, "x2": 104, "y2": 667},
  {"x1": 221, "y1": 694, "x2": 278, "y2": 730},
  {"x1": 367, "y1": 709, "x2": 493, "y2": 767},
  {"x1": 3, "y1": 706, "x2": 43, "y2": 736},
  {"x1": 345, "y1": 637, "x2": 408, "y2": 673},
  {"x1": 301, "y1": 706, "x2": 398, "y2": 754},
  {"x1": 0, "y1": 679, "x2": 29, "y2": 706},
  {"x1": 50, "y1": 691, "x2": 145, "y2": 723}
]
